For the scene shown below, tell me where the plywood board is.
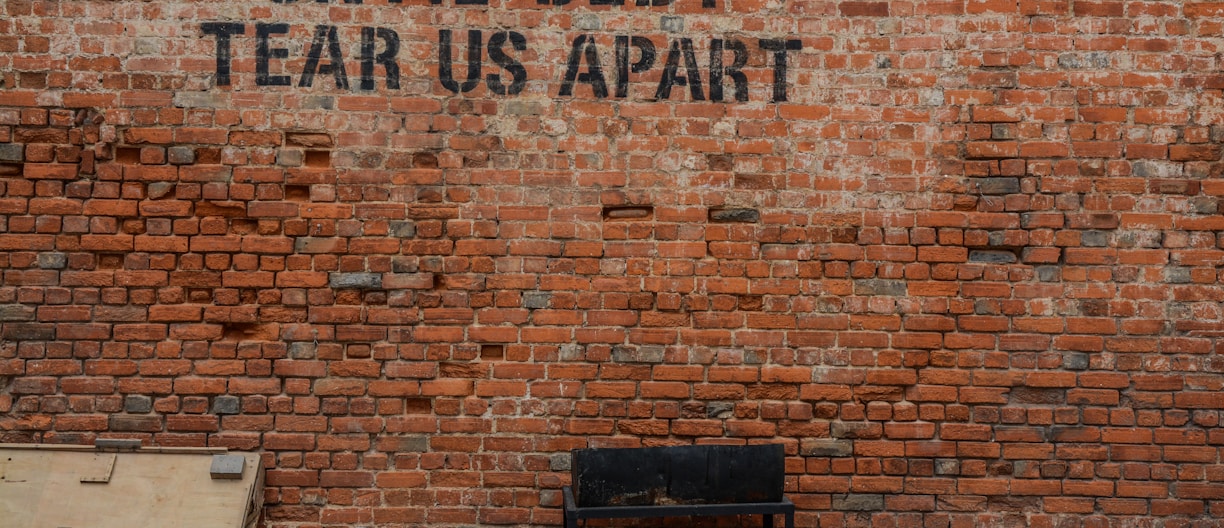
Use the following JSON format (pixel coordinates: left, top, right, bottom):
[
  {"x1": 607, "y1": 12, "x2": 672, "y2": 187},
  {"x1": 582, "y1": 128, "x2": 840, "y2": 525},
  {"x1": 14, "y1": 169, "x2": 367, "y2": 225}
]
[{"x1": 0, "y1": 445, "x2": 263, "y2": 528}]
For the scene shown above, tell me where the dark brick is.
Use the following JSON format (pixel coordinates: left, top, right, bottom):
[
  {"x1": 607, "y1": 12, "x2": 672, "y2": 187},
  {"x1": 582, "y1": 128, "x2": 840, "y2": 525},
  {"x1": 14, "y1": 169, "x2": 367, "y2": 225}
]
[
  {"x1": 708, "y1": 208, "x2": 761, "y2": 223},
  {"x1": 976, "y1": 177, "x2": 1020, "y2": 195},
  {"x1": 833, "y1": 494, "x2": 884, "y2": 511},
  {"x1": 109, "y1": 414, "x2": 163, "y2": 432}
]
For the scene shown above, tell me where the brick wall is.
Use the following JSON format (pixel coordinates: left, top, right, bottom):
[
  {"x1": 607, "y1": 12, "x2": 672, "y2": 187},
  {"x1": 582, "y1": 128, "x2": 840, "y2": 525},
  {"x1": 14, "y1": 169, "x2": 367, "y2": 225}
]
[{"x1": 2, "y1": 0, "x2": 1224, "y2": 525}]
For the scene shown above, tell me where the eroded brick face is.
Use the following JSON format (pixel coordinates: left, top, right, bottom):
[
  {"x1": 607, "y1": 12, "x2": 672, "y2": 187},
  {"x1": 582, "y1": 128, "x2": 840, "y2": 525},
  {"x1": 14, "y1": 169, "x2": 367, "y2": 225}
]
[{"x1": 2, "y1": 0, "x2": 1224, "y2": 526}]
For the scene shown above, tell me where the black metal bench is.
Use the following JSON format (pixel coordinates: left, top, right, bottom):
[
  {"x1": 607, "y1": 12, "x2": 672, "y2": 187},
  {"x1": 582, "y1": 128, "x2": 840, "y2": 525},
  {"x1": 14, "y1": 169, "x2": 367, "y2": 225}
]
[{"x1": 563, "y1": 444, "x2": 794, "y2": 528}]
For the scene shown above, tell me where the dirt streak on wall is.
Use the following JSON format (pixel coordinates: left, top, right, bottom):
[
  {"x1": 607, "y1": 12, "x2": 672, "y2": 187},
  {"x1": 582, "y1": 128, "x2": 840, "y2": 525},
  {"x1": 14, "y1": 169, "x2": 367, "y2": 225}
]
[{"x1": 2, "y1": 0, "x2": 1224, "y2": 526}]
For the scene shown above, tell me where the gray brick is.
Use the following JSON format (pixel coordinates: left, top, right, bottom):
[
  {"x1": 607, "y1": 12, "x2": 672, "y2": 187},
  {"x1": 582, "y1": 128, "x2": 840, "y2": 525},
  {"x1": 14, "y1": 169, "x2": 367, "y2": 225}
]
[
  {"x1": 0, "y1": 305, "x2": 35, "y2": 322},
  {"x1": 974, "y1": 299, "x2": 1000, "y2": 315},
  {"x1": 300, "y1": 96, "x2": 334, "y2": 110},
  {"x1": 833, "y1": 494, "x2": 883, "y2": 511},
  {"x1": 1036, "y1": 265, "x2": 1061, "y2": 282},
  {"x1": 1191, "y1": 197, "x2": 1219, "y2": 215},
  {"x1": 1165, "y1": 267, "x2": 1191, "y2": 284},
  {"x1": 276, "y1": 149, "x2": 303, "y2": 167},
  {"x1": 976, "y1": 177, "x2": 1020, "y2": 195},
  {"x1": 968, "y1": 250, "x2": 1017, "y2": 263},
  {"x1": 172, "y1": 92, "x2": 227, "y2": 109},
  {"x1": 212, "y1": 395, "x2": 241, "y2": 415},
  {"x1": 1081, "y1": 230, "x2": 1109, "y2": 247},
  {"x1": 134, "y1": 37, "x2": 160, "y2": 55},
  {"x1": 330, "y1": 272, "x2": 382, "y2": 290},
  {"x1": 37, "y1": 252, "x2": 67, "y2": 269},
  {"x1": 1056, "y1": 54, "x2": 1082, "y2": 69},
  {"x1": 1131, "y1": 160, "x2": 1179, "y2": 178},
  {"x1": 167, "y1": 146, "x2": 196, "y2": 165},
  {"x1": 389, "y1": 220, "x2": 416, "y2": 238},
  {"x1": 709, "y1": 208, "x2": 760, "y2": 223},
  {"x1": 1021, "y1": 212, "x2": 1063, "y2": 229},
  {"x1": 505, "y1": 101, "x2": 545, "y2": 116},
  {"x1": 855, "y1": 279, "x2": 907, "y2": 296},
  {"x1": 3, "y1": 323, "x2": 54, "y2": 340},
  {"x1": 1085, "y1": 52, "x2": 1111, "y2": 68},
  {"x1": 935, "y1": 459, "x2": 960, "y2": 475},
  {"x1": 383, "y1": 436, "x2": 429, "y2": 452},
  {"x1": 124, "y1": 395, "x2": 153, "y2": 413},
  {"x1": 611, "y1": 345, "x2": 665, "y2": 364},
  {"x1": 289, "y1": 342, "x2": 316, "y2": 359},
  {"x1": 0, "y1": 143, "x2": 24, "y2": 162},
  {"x1": 523, "y1": 292, "x2": 550, "y2": 309},
  {"x1": 574, "y1": 13, "x2": 601, "y2": 30},
  {"x1": 550, "y1": 453, "x2": 572, "y2": 471},
  {"x1": 559, "y1": 344, "x2": 584, "y2": 361},
  {"x1": 800, "y1": 438, "x2": 853, "y2": 457},
  {"x1": 661, "y1": 15, "x2": 684, "y2": 32},
  {"x1": 1115, "y1": 230, "x2": 1161, "y2": 249},
  {"x1": 391, "y1": 257, "x2": 419, "y2": 273},
  {"x1": 109, "y1": 414, "x2": 162, "y2": 432},
  {"x1": 1063, "y1": 352, "x2": 1089, "y2": 371}
]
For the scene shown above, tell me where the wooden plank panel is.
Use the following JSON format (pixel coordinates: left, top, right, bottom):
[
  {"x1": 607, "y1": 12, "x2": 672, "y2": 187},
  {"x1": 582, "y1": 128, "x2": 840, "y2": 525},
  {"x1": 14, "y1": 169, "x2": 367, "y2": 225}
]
[{"x1": 0, "y1": 446, "x2": 262, "y2": 528}]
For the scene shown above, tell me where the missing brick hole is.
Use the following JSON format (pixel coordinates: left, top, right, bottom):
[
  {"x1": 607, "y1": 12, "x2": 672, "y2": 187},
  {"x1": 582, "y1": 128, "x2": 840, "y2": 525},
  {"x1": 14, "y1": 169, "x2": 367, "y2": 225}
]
[
  {"x1": 222, "y1": 322, "x2": 278, "y2": 342},
  {"x1": 284, "y1": 185, "x2": 310, "y2": 202},
  {"x1": 602, "y1": 205, "x2": 653, "y2": 221},
  {"x1": 188, "y1": 289, "x2": 213, "y2": 303},
  {"x1": 967, "y1": 248, "x2": 1021, "y2": 264},
  {"x1": 481, "y1": 344, "x2": 504, "y2": 360},
  {"x1": 432, "y1": 274, "x2": 445, "y2": 289},
  {"x1": 304, "y1": 150, "x2": 331, "y2": 168},
  {"x1": 114, "y1": 147, "x2": 140, "y2": 164},
  {"x1": 231, "y1": 218, "x2": 257, "y2": 235},
  {"x1": 97, "y1": 254, "x2": 124, "y2": 270},
  {"x1": 708, "y1": 208, "x2": 760, "y2": 223},
  {"x1": 405, "y1": 398, "x2": 432, "y2": 414}
]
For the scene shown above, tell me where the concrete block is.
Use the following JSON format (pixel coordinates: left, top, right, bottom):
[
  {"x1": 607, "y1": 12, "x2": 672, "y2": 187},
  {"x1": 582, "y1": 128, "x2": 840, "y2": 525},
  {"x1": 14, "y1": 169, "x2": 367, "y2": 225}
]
[{"x1": 210, "y1": 454, "x2": 245, "y2": 480}]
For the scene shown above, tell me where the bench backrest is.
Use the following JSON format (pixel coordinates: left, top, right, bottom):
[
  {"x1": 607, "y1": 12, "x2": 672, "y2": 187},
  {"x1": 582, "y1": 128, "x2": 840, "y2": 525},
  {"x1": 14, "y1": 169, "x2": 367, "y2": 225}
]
[{"x1": 571, "y1": 444, "x2": 785, "y2": 507}]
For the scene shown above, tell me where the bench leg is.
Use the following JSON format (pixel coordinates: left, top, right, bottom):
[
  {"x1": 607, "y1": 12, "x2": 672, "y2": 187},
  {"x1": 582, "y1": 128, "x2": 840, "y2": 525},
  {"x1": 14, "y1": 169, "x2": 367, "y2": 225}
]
[
  {"x1": 562, "y1": 486, "x2": 578, "y2": 528},
  {"x1": 786, "y1": 510, "x2": 794, "y2": 528},
  {"x1": 764, "y1": 513, "x2": 774, "y2": 528}
]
